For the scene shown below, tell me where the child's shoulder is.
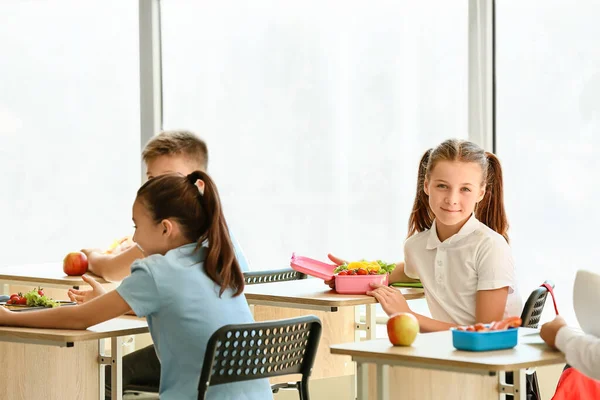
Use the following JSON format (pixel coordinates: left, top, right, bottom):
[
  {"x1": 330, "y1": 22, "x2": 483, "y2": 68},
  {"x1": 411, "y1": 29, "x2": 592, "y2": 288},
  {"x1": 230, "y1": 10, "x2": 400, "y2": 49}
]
[
  {"x1": 131, "y1": 253, "x2": 165, "y2": 273},
  {"x1": 471, "y1": 222, "x2": 509, "y2": 248},
  {"x1": 404, "y1": 229, "x2": 430, "y2": 248}
]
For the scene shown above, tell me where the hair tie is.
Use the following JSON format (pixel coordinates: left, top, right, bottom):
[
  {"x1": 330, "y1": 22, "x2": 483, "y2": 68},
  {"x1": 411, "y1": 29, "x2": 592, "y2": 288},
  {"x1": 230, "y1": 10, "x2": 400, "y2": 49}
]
[{"x1": 186, "y1": 172, "x2": 204, "y2": 195}]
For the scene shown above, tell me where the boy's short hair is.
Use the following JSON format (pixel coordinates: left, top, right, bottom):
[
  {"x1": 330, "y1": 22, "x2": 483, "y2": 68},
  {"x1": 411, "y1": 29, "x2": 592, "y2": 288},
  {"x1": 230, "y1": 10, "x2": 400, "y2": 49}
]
[{"x1": 142, "y1": 130, "x2": 209, "y2": 169}]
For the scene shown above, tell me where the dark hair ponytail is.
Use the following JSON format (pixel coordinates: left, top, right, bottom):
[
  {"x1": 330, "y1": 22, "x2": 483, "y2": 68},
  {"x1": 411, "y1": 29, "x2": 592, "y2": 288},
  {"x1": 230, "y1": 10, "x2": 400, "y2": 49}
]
[
  {"x1": 475, "y1": 152, "x2": 509, "y2": 242},
  {"x1": 137, "y1": 171, "x2": 245, "y2": 296},
  {"x1": 407, "y1": 149, "x2": 435, "y2": 237}
]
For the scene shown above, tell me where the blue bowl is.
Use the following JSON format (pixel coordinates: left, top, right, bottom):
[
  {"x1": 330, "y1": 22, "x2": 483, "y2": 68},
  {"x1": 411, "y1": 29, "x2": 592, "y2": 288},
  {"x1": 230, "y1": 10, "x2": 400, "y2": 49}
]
[{"x1": 451, "y1": 327, "x2": 518, "y2": 351}]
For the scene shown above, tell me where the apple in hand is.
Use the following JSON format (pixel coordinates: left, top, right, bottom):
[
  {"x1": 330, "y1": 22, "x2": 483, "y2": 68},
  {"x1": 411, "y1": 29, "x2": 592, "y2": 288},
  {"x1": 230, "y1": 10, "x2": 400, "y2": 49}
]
[
  {"x1": 387, "y1": 312, "x2": 419, "y2": 346},
  {"x1": 63, "y1": 252, "x2": 89, "y2": 276}
]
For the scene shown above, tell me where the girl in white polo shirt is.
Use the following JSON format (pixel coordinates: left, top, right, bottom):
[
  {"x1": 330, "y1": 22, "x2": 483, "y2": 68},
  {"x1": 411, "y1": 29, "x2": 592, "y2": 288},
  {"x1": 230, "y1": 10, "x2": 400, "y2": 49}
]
[{"x1": 330, "y1": 139, "x2": 521, "y2": 332}]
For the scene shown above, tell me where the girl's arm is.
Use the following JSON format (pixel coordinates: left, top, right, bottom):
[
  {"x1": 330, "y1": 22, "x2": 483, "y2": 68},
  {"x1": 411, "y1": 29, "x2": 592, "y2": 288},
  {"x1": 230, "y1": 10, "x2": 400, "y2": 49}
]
[
  {"x1": 367, "y1": 285, "x2": 510, "y2": 332},
  {"x1": 0, "y1": 290, "x2": 132, "y2": 330},
  {"x1": 367, "y1": 284, "x2": 454, "y2": 332},
  {"x1": 398, "y1": 287, "x2": 508, "y2": 332},
  {"x1": 475, "y1": 287, "x2": 509, "y2": 323},
  {"x1": 388, "y1": 261, "x2": 420, "y2": 284},
  {"x1": 83, "y1": 245, "x2": 145, "y2": 282},
  {"x1": 557, "y1": 326, "x2": 600, "y2": 380}
]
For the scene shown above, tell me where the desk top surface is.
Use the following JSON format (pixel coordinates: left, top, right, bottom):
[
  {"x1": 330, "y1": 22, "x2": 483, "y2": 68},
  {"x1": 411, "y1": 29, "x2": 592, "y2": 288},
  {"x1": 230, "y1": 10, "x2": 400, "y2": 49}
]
[
  {"x1": 244, "y1": 278, "x2": 424, "y2": 307},
  {"x1": 0, "y1": 263, "x2": 108, "y2": 286},
  {"x1": 0, "y1": 316, "x2": 148, "y2": 343},
  {"x1": 330, "y1": 328, "x2": 566, "y2": 371}
]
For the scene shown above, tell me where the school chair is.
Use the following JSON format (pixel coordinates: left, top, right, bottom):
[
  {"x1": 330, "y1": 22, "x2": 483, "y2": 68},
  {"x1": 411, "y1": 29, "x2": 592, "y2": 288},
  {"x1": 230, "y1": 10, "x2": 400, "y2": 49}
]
[
  {"x1": 520, "y1": 280, "x2": 555, "y2": 328},
  {"x1": 197, "y1": 315, "x2": 322, "y2": 400},
  {"x1": 244, "y1": 268, "x2": 307, "y2": 285},
  {"x1": 505, "y1": 280, "x2": 555, "y2": 400}
]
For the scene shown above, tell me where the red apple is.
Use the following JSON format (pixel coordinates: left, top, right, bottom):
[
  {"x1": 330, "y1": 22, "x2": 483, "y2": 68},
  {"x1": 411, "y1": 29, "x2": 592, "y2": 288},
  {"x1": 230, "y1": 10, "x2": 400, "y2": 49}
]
[
  {"x1": 63, "y1": 252, "x2": 89, "y2": 276},
  {"x1": 387, "y1": 312, "x2": 419, "y2": 346}
]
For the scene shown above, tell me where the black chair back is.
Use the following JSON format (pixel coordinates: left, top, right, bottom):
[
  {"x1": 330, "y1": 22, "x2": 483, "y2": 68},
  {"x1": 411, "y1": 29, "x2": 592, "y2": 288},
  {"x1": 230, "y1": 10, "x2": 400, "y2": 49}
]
[
  {"x1": 198, "y1": 315, "x2": 322, "y2": 400},
  {"x1": 520, "y1": 280, "x2": 555, "y2": 328},
  {"x1": 244, "y1": 268, "x2": 307, "y2": 285}
]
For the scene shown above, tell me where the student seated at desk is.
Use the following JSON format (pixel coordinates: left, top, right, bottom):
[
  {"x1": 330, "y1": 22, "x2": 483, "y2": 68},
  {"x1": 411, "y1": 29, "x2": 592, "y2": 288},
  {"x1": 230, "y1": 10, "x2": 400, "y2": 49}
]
[
  {"x1": 70, "y1": 131, "x2": 251, "y2": 398},
  {"x1": 78, "y1": 130, "x2": 250, "y2": 283},
  {"x1": 0, "y1": 171, "x2": 272, "y2": 400},
  {"x1": 327, "y1": 139, "x2": 522, "y2": 332},
  {"x1": 541, "y1": 269, "x2": 600, "y2": 381},
  {"x1": 541, "y1": 316, "x2": 600, "y2": 381}
]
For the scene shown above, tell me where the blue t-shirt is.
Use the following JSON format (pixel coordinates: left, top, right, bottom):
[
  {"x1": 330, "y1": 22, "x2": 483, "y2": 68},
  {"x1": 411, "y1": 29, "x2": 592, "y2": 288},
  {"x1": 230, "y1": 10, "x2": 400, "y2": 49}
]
[{"x1": 117, "y1": 243, "x2": 272, "y2": 400}]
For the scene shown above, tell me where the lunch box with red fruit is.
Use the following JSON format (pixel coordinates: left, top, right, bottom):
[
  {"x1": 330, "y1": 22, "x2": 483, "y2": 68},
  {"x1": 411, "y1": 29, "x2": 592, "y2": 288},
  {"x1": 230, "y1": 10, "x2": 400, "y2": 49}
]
[
  {"x1": 334, "y1": 273, "x2": 389, "y2": 294},
  {"x1": 450, "y1": 317, "x2": 522, "y2": 351},
  {"x1": 290, "y1": 254, "x2": 394, "y2": 295}
]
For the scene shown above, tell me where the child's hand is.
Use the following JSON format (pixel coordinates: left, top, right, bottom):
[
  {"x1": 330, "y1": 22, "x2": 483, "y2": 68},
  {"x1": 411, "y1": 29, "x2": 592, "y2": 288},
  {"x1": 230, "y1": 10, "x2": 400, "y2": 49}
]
[
  {"x1": 324, "y1": 277, "x2": 336, "y2": 289},
  {"x1": 67, "y1": 275, "x2": 107, "y2": 304},
  {"x1": 367, "y1": 283, "x2": 410, "y2": 316},
  {"x1": 540, "y1": 316, "x2": 567, "y2": 349},
  {"x1": 327, "y1": 253, "x2": 347, "y2": 266},
  {"x1": 324, "y1": 253, "x2": 348, "y2": 289}
]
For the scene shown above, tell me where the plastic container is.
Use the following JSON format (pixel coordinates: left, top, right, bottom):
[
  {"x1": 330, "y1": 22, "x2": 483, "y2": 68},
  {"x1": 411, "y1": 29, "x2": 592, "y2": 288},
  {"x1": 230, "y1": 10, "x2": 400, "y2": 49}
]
[
  {"x1": 335, "y1": 274, "x2": 389, "y2": 294},
  {"x1": 290, "y1": 253, "x2": 336, "y2": 280},
  {"x1": 451, "y1": 327, "x2": 519, "y2": 351},
  {"x1": 290, "y1": 253, "x2": 390, "y2": 294}
]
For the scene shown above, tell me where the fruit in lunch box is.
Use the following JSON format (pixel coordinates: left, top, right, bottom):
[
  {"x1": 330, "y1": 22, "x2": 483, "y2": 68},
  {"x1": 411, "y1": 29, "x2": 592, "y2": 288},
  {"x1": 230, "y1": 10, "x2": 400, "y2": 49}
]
[
  {"x1": 387, "y1": 312, "x2": 419, "y2": 346},
  {"x1": 334, "y1": 260, "x2": 396, "y2": 276},
  {"x1": 347, "y1": 261, "x2": 380, "y2": 272},
  {"x1": 456, "y1": 316, "x2": 522, "y2": 332},
  {"x1": 63, "y1": 251, "x2": 89, "y2": 276}
]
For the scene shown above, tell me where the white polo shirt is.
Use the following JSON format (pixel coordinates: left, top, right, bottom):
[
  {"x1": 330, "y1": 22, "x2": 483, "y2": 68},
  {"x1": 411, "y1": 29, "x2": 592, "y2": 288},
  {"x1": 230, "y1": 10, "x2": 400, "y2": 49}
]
[{"x1": 404, "y1": 214, "x2": 522, "y2": 326}]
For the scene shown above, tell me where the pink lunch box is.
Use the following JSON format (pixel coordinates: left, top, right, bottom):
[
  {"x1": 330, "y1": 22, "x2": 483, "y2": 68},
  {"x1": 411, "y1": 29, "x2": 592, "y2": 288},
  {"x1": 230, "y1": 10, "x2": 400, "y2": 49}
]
[
  {"x1": 290, "y1": 253, "x2": 389, "y2": 294},
  {"x1": 335, "y1": 273, "x2": 389, "y2": 294}
]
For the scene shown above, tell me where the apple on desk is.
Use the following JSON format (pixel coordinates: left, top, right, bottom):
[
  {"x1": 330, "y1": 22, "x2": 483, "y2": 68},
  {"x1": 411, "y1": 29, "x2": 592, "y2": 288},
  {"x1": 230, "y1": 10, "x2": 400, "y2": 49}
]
[
  {"x1": 63, "y1": 251, "x2": 89, "y2": 276},
  {"x1": 387, "y1": 312, "x2": 419, "y2": 346}
]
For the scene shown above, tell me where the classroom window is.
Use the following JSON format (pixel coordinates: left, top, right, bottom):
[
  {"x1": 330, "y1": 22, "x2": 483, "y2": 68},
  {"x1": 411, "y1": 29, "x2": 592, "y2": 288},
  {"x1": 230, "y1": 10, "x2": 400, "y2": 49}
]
[
  {"x1": 161, "y1": 1, "x2": 468, "y2": 280},
  {"x1": 496, "y1": 0, "x2": 600, "y2": 326},
  {"x1": 0, "y1": 0, "x2": 140, "y2": 265}
]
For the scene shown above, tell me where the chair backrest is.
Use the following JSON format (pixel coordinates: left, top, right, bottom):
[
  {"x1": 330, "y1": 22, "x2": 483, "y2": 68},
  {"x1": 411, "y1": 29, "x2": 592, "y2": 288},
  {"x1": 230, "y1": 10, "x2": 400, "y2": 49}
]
[
  {"x1": 244, "y1": 268, "x2": 307, "y2": 285},
  {"x1": 198, "y1": 315, "x2": 322, "y2": 397},
  {"x1": 520, "y1": 280, "x2": 555, "y2": 328}
]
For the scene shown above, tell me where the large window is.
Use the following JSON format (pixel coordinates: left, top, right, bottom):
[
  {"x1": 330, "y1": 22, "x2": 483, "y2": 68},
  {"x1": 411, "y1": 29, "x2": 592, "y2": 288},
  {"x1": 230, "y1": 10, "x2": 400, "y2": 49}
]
[
  {"x1": 161, "y1": 1, "x2": 468, "y2": 274},
  {"x1": 0, "y1": 1, "x2": 140, "y2": 265},
  {"x1": 497, "y1": 1, "x2": 600, "y2": 325}
]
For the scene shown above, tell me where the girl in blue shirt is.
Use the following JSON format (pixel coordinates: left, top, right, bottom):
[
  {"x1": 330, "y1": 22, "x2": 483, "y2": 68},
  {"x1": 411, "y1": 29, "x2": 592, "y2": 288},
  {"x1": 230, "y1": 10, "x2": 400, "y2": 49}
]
[{"x1": 0, "y1": 171, "x2": 273, "y2": 400}]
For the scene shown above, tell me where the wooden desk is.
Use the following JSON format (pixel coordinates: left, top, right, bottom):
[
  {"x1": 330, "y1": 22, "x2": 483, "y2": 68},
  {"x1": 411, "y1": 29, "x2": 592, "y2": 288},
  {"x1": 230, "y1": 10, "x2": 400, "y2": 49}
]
[
  {"x1": 0, "y1": 263, "x2": 108, "y2": 289},
  {"x1": 245, "y1": 278, "x2": 423, "y2": 341},
  {"x1": 0, "y1": 316, "x2": 148, "y2": 400},
  {"x1": 330, "y1": 328, "x2": 566, "y2": 400},
  {"x1": 244, "y1": 278, "x2": 423, "y2": 312},
  {"x1": 244, "y1": 278, "x2": 425, "y2": 388}
]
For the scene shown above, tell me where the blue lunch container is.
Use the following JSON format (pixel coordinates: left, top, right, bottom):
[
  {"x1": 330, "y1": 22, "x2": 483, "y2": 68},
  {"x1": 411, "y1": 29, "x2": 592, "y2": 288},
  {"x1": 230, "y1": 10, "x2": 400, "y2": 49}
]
[{"x1": 451, "y1": 327, "x2": 519, "y2": 351}]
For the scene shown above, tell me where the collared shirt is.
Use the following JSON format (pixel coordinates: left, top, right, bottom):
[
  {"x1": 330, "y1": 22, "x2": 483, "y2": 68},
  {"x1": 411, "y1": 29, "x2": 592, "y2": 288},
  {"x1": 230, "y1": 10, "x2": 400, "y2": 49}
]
[
  {"x1": 556, "y1": 327, "x2": 600, "y2": 381},
  {"x1": 117, "y1": 243, "x2": 272, "y2": 400},
  {"x1": 404, "y1": 214, "x2": 522, "y2": 326}
]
